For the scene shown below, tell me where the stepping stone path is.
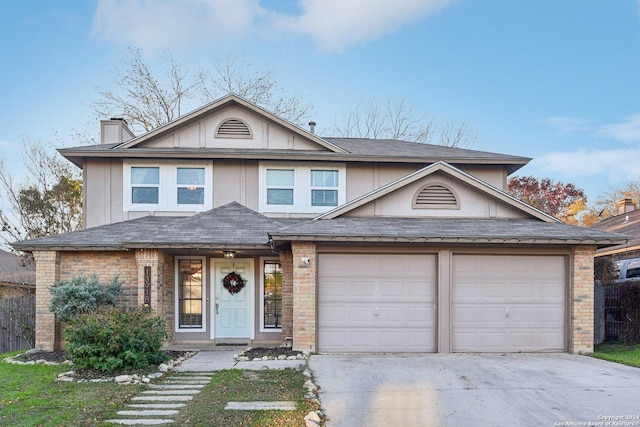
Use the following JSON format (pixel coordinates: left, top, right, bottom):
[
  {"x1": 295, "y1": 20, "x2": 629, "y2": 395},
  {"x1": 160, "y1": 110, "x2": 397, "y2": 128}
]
[{"x1": 105, "y1": 372, "x2": 215, "y2": 425}]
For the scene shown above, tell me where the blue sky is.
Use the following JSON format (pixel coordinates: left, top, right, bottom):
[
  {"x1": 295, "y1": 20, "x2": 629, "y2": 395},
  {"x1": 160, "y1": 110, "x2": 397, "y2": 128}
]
[{"x1": 1, "y1": 0, "x2": 640, "y2": 206}]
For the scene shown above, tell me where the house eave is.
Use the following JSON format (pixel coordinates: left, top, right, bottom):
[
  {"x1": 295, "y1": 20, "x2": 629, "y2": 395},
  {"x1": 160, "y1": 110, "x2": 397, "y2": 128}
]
[
  {"x1": 58, "y1": 147, "x2": 531, "y2": 171},
  {"x1": 270, "y1": 234, "x2": 626, "y2": 247}
]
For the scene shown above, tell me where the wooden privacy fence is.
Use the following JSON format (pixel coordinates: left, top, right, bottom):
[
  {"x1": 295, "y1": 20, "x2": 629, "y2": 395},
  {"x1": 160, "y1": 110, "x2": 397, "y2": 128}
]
[
  {"x1": 0, "y1": 294, "x2": 35, "y2": 354},
  {"x1": 594, "y1": 280, "x2": 640, "y2": 345}
]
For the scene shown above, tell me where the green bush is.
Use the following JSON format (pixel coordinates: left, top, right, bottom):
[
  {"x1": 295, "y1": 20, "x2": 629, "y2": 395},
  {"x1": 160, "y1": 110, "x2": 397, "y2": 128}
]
[
  {"x1": 49, "y1": 275, "x2": 122, "y2": 322},
  {"x1": 64, "y1": 307, "x2": 168, "y2": 373}
]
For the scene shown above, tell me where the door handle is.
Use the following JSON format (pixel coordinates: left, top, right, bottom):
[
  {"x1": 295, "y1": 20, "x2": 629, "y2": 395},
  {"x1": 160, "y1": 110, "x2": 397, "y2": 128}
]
[
  {"x1": 505, "y1": 308, "x2": 510, "y2": 318},
  {"x1": 216, "y1": 302, "x2": 219, "y2": 315}
]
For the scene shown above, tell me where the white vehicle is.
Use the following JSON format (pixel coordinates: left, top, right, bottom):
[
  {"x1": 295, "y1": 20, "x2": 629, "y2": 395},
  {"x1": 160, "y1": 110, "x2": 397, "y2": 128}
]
[{"x1": 613, "y1": 258, "x2": 640, "y2": 282}]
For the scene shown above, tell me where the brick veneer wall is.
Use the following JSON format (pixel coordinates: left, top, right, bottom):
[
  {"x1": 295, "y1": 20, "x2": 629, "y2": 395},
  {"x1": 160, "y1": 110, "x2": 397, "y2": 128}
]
[
  {"x1": 33, "y1": 251, "x2": 60, "y2": 351},
  {"x1": 291, "y1": 242, "x2": 317, "y2": 352},
  {"x1": 60, "y1": 251, "x2": 138, "y2": 307},
  {"x1": 279, "y1": 249, "x2": 293, "y2": 341},
  {"x1": 571, "y1": 245, "x2": 596, "y2": 354}
]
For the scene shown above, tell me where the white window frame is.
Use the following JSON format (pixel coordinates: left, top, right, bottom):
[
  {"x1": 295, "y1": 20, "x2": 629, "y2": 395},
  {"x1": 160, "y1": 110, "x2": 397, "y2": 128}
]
[
  {"x1": 124, "y1": 161, "x2": 213, "y2": 212},
  {"x1": 259, "y1": 162, "x2": 346, "y2": 214},
  {"x1": 260, "y1": 257, "x2": 283, "y2": 332},
  {"x1": 174, "y1": 256, "x2": 207, "y2": 333}
]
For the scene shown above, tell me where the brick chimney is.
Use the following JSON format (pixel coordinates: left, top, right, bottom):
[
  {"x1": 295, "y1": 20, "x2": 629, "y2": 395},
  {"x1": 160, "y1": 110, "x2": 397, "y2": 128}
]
[
  {"x1": 100, "y1": 118, "x2": 135, "y2": 145},
  {"x1": 616, "y1": 198, "x2": 636, "y2": 215}
]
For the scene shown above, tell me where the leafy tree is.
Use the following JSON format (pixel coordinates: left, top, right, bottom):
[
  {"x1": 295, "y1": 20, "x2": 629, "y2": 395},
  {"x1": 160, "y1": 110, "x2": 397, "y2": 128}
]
[
  {"x1": 588, "y1": 180, "x2": 640, "y2": 221},
  {"x1": 330, "y1": 97, "x2": 478, "y2": 147},
  {"x1": 507, "y1": 176, "x2": 587, "y2": 223},
  {"x1": 92, "y1": 49, "x2": 313, "y2": 134},
  {"x1": 0, "y1": 139, "x2": 82, "y2": 245}
]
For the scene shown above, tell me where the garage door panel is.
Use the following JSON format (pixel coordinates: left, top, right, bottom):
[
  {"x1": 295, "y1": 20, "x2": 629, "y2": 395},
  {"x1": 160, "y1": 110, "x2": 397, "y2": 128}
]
[
  {"x1": 319, "y1": 253, "x2": 436, "y2": 353},
  {"x1": 452, "y1": 255, "x2": 566, "y2": 353}
]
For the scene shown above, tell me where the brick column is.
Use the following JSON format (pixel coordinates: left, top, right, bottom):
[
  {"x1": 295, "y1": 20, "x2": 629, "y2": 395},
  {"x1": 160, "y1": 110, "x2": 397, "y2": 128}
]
[
  {"x1": 571, "y1": 245, "x2": 596, "y2": 354},
  {"x1": 291, "y1": 242, "x2": 317, "y2": 352},
  {"x1": 33, "y1": 251, "x2": 61, "y2": 351},
  {"x1": 135, "y1": 249, "x2": 165, "y2": 314},
  {"x1": 279, "y1": 249, "x2": 293, "y2": 342}
]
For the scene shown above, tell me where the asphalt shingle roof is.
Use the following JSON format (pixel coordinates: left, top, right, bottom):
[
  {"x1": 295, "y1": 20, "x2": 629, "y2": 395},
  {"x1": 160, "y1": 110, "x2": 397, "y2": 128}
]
[
  {"x1": 12, "y1": 203, "x2": 291, "y2": 251},
  {"x1": 271, "y1": 217, "x2": 628, "y2": 246},
  {"x1": 0, "y1": 249, "x2": 35, "y2": 285},
  {"x1": 591, "y1": 209, "x2": 640, "y2": 254}
]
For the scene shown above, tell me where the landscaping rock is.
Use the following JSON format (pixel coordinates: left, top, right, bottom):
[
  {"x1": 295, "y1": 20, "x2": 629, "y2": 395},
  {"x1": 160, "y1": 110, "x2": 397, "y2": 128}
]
[
  {"x1": 115, "y1": 375, "x2": 133, "y2": 384},
  {"x1": 304, "y1": 410, "x2": 322, "y2": 427},
  {"x1": 147, "y1": 372, "x2": 164, "y2": 379},
  {"x1": 158, "y1": 363, "x2": 170, "y2": 372}
]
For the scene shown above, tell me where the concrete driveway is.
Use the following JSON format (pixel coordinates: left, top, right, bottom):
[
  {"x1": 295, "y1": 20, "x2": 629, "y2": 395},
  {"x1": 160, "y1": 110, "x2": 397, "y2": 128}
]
[{"x1": 309, "y1": 353, "x2": 640, "y2": 427}]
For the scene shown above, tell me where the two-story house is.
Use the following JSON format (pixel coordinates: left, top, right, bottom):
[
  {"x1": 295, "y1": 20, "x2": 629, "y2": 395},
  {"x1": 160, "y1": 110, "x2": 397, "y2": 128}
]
[{"x1": 14, "y1": 95, "x2": 626, "y2": 354}]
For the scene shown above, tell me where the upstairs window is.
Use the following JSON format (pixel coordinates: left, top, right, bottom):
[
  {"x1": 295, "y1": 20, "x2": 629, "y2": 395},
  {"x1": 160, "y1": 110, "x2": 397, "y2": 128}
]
[
  {"x1": 177, "y1": 168, "x2": 205, "y2": 205},
  {"x1": 259, "y1": 163, "x2": 346, "y2": 214},
  {"x1": 266, "y1": 169, "x2": 295, "y2": 205},
  {"x1": 311, "y1": 170, "x2": 339, "y2": 207},
  {"x1": 131, "y1": 167, "x2": 159, "y2": 204},
  {"x1": 124, "y1": 161, "x2": 212, "y2": 212}
]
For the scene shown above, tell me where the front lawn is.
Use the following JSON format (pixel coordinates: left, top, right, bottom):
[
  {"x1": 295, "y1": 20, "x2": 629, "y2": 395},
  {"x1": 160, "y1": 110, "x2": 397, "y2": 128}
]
[
  {"x1": 1, "y1": 351, "x2": 321, "y2": 426},
  {"x1": 592, "y1": 343, "x2": 640, "y2": 368},
  {"x1": 0, "y1": 351, "x2": 143, "y2": 426}
]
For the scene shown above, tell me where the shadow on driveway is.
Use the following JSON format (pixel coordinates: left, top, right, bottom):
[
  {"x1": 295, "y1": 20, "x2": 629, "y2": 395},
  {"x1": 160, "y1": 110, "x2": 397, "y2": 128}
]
[{"x1": 310, "y1": 353, "x2": 640, "y2": 427}]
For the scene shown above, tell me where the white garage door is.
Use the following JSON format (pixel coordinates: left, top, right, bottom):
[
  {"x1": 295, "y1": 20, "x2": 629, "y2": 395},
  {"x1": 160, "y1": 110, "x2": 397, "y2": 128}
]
[
  {"x1": 318, "y1": 253, "x2": 437, "y2": 353},
  {"x1": 452, "y1": 255, "x2": 566, "y2": 352}
]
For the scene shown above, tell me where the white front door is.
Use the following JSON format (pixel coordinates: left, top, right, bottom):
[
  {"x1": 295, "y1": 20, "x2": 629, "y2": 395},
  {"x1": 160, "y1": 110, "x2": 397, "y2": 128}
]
[{"x1": 212, "y1": 260, "x2": 253, "y2": 339}]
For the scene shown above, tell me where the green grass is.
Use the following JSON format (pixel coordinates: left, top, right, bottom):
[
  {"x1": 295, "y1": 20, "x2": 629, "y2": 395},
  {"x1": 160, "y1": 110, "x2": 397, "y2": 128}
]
[
  {"x1": 173, "y1": 369, "x2": 322, "y2": 426},
  {"x1": 1, "y1": 352, "x2": 321, "y2": 426},
  {"x1": 592, "y1": 343, "x2": 640, "y2": 368},
  {"x1": 0, "y1": 351, "x2": 143, "y2": 426}
]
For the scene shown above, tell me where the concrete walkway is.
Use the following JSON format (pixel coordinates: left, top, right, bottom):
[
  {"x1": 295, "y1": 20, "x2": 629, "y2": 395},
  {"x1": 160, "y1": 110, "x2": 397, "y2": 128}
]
[{"x1": 105, "y1": 348, "x2": 308, "y2": 425}]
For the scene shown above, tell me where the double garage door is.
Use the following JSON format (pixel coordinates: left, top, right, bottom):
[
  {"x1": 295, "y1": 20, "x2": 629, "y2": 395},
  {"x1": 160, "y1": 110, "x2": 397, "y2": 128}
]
[{"x1": 318, "y1": 253, "x2": 566, "y2": 353}]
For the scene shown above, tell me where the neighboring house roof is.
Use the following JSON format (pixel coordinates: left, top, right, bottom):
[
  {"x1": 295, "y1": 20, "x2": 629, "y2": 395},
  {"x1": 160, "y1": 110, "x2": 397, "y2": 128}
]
[
  {"x1": 270, "y1": 217, "x2": 627, "y2": 247},
  {"x1": 0, "y1": 249, "x2": 35, "y2": 285},
  {"x1": 591, "y1": 209, "x2": 640, "y2": 257},
  {"x1": 12, "y1": 203, "x2": 291, "y2": 251},
  {"x1": 317, "y1": 161, "x2": 558, "y2": 222},
  {"x1": 57, "y1": 94, "x2": 530, "y2": 174}
]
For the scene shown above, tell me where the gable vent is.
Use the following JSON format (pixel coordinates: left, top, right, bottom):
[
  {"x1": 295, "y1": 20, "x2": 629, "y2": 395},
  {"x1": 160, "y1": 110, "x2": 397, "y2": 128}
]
[
  {"x1": 216, "y1": 119, "x2": 252, "y2": 138},
  {"x1": 413, "y1": 184, "x2": 459, "y2": 209}
]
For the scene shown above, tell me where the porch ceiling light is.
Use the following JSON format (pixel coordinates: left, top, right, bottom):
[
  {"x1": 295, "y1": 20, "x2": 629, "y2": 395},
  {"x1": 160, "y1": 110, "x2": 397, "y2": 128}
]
[{"x1": 223, "y1": 250, "x2": 236, "y2": 259}]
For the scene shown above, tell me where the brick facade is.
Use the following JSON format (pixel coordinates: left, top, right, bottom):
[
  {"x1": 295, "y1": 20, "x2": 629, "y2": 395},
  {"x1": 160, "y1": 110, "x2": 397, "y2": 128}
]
[
  {"x1": 570, "y1": 245, "x2": 596, "y2": 354},
  {"x1": 279, "y1": 249, "x2": 293, "y2": 341},
  {"x1": 33, "y1": 251, "x2": 60, "y2": 351},
  {"x1": 291, "y1": 242, "x2": 317, "y2": 352}
]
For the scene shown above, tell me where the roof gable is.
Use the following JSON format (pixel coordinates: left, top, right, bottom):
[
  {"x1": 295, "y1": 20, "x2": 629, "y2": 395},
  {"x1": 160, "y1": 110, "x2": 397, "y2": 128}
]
[
  {"x1": 317, "y1": 161, "x2": 559, "y2": 222},
  {"x1": 114, "y1": 94, "x2": 346, "y2": 153}
]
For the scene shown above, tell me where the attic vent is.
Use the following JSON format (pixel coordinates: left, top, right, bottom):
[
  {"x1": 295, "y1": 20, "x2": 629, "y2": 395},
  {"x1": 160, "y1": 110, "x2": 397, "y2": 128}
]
[
  {"x1": 413, "y1": 184, "x2": 459, "y2": 209},
  {"x1": 216, "y1": 118, "x2": 252, "y2": 138}
]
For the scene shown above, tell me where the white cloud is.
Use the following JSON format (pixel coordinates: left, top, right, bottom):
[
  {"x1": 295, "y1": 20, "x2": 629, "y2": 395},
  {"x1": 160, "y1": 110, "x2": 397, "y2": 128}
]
[
  {"x1": 539, "y1": 116, "x2": 590, "y2": 134},
  {"x1": 533, "y1": 148, "x2": 640, "y2": 182},
  {"x1": 92, "y1": 0, "x2": 453, "y2": 53},
  {"x1": 93, "y1": 0, "x2": 263, "y2": 51},
  {"x1": 272, "y1": 0, "x2": 452, "y2": 52},
  {"x1": 599, "y1": 113, "x2": 640, "y2": 142}
]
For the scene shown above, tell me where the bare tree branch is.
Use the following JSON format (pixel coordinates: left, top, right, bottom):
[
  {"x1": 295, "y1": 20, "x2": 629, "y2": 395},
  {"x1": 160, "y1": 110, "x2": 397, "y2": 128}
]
[{"x1": 330, "y1": 97, "x2": 473, "y2": 147}]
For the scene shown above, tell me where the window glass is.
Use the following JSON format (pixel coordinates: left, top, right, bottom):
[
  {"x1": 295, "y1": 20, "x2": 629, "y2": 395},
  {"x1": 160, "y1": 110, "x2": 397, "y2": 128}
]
[
  {"x1": 267, "y1": 189, "x2": 294, "y2": 205},
  {"x1": 311, "y1": 189, "x2": 338, "y2": 206},
  {"x1": 267, "y1": 169, "x2": 294, "y2": 186},
  {"x1": 178, "y1": 188, "x2": 204, "y2": 204},
  {"x1": 131, "y1": 167, "x2": 159, "y2": 184},
  {"x1": 178, "y1": 259, "x2": 203, "y2": 328},
  {"x1": 311, "y1": 170, "x2": 338, "y2": 187},
  {"x1": 264, "y1": 260, "x2": 282, "y2": 328},
  {"x1": 132, "y1": 187, "x2": 159, "y2": 204},
  {"x1": 177, "y1": 168, "x2": 205, "y2": 185}
]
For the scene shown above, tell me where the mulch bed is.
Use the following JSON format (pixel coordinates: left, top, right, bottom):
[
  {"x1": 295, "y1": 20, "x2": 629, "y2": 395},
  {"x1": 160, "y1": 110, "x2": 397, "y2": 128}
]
[
  {"x1": 13, "y1": 350, "x2": 188, "y2": 364},
  {"x1": 242, "y1": 347, "x2": 302, "y2": 359}
]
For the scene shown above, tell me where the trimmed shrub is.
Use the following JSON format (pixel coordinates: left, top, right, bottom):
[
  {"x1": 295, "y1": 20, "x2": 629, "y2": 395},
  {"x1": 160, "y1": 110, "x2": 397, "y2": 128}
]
[
  {"x1": 64, "y1": 307, "x2": 168, "y2": 373},
  {"x1": 49, "y1": 275, "x2": 122, "y2": 322}
]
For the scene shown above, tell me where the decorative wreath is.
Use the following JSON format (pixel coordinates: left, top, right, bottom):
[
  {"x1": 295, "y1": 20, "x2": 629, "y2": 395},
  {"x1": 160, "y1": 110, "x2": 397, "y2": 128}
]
[{"x1": 222, "y1": 271, "x2": 245, "y2": 294}]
